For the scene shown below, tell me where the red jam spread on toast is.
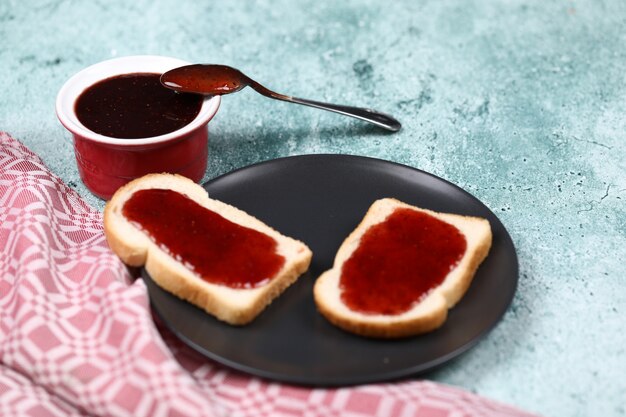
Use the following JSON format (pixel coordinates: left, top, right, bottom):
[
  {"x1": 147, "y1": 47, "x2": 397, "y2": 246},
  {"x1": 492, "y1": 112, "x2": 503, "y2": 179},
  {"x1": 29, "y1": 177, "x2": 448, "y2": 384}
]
[
  {"x1": 339, "y1": 208, "x2": 467, "y2": 315},
  {"x1": 75, "y1": 73, "x2": 202, "y2": 139},
  {"x1": 122, "y1": 189, "x2": 285, "y2": 288}
]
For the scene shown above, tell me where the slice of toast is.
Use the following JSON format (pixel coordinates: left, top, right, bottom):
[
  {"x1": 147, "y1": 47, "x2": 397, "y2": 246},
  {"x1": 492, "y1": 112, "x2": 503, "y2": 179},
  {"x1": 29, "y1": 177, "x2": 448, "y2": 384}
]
[
  {"x1": 314, "y1": 198, "x2": 492, "y2": 338},
  {"x1": 103, "y1": 173, "x2": 312, "y2": 325}
]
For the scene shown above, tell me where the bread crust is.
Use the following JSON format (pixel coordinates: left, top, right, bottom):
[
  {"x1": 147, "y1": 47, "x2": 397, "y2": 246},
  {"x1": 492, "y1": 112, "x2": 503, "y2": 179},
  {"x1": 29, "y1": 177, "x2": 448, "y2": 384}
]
[
  {"x1": 313, "y1": 198, "x2": 492, "y2": 338},
  {"x1": 103, "y1": 173, "x2": 312, "y2": 325}
]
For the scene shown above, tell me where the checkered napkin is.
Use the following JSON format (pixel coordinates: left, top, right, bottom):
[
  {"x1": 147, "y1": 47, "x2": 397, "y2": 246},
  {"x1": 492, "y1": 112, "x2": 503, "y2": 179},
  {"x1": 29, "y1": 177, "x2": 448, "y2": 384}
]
[{"x1": 0, "y1": 132, "x2": 538, "y2": 417}]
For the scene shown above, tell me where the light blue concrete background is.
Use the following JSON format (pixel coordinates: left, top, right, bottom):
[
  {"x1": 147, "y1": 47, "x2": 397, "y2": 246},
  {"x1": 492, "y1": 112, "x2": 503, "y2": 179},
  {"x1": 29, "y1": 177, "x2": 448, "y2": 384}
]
[{"x1": 2, "y1": 1, "x2": 625, "y2": 416}]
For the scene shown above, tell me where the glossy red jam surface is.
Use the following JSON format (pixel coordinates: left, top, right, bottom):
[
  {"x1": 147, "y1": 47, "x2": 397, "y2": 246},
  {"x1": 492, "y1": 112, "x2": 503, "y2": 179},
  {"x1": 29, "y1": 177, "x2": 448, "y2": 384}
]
[
  {"x1": 75, "y1": 73, "x2": 203, "y2": 139},
  {"x1": 160, "y1": 64, "x2": 245, "y2": 94},
  {"x1": 339, "y1": 208, "x2": 467, "y2": 315},
  {"x1": 122, "y1": 189, "x2": 285, "y2": 288}
]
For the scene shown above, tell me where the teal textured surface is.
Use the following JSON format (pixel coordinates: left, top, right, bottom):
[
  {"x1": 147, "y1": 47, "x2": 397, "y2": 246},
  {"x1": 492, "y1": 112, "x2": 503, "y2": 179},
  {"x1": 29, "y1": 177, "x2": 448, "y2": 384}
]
[{"x1": 1, "y1": 1, "x2": 625, "y2": 416}]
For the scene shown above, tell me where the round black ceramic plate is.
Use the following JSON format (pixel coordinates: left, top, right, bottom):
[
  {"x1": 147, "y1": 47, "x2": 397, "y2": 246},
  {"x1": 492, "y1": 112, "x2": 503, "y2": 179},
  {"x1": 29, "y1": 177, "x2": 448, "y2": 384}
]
[{"x1": 143, "y1": 154, "x2": 518, "y2": 386}]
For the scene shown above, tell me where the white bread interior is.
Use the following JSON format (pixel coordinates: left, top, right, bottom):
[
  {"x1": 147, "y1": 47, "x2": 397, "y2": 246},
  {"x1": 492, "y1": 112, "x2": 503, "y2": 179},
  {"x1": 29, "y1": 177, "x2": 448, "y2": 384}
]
[
  {"x1": 314, "y1": 198, "x2": 492, "y2": 338},
  {"x1": 103, "y1": 173, "x2": 312, "y2": 325}
]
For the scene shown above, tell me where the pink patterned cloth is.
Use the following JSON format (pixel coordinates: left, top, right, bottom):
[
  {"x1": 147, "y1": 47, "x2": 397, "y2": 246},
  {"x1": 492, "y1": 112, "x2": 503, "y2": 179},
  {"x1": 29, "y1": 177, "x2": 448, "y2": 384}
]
[{"x1": 0, "y1": 132, "x2": 538, "y2": 417}]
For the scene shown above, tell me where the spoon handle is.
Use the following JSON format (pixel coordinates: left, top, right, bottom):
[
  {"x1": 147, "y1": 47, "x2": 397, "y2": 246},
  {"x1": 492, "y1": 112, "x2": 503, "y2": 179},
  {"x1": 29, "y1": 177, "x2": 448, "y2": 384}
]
[{"x1": 248, "y1": 82, "x2": 401, "y2": 132}]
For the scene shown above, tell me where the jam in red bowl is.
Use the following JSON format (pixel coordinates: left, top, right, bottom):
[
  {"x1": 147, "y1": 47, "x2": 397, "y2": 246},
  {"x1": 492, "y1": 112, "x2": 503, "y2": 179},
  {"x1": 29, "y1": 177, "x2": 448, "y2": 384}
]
[{"x1": 56, "y1": 55, "x2": 220, "y2": 200}]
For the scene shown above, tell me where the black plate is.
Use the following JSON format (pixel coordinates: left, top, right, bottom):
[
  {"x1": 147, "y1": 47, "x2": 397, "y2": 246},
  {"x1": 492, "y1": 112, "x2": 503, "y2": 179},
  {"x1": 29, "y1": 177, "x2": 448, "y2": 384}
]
[{"x1": 143, "y1": 154, "x2": 518, "y2": 386}]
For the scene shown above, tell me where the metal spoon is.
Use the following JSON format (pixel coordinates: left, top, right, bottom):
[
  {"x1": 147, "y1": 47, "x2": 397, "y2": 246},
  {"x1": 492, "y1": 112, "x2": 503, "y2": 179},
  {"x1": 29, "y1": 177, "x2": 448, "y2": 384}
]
[{"x1": 160, "y1": 64, "x2": 401, "y2": 132}]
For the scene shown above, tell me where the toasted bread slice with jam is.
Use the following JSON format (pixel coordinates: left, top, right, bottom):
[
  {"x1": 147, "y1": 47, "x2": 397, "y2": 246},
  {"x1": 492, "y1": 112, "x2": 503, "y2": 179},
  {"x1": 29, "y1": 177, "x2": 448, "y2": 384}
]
[
  {"x1": 104, "y1": 173, "x2": 312, "y2": 325},
  {"x1": 314, "y1": 198, "x2": 491, "y2": 338}
]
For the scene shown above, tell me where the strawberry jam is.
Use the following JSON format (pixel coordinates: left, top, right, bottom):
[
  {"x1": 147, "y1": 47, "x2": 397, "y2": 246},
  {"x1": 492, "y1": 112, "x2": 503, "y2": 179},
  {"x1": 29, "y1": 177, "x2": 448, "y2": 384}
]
[
  {"x1": 75, "y1": 73, "x2": 203, "y2": 139},
  {"x1": 339, "y1": 208, "x2": 467, "y2": 315},
  {"x1": 122, "y1": 189, "x2": 285, "y2": 288}
]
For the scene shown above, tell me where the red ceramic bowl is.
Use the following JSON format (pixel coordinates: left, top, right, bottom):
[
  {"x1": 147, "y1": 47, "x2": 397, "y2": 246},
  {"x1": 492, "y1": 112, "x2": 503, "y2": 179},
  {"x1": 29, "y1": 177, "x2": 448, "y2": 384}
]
[{"x1": 56, "y1": 55, "x2": 221, "y2": 200}]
